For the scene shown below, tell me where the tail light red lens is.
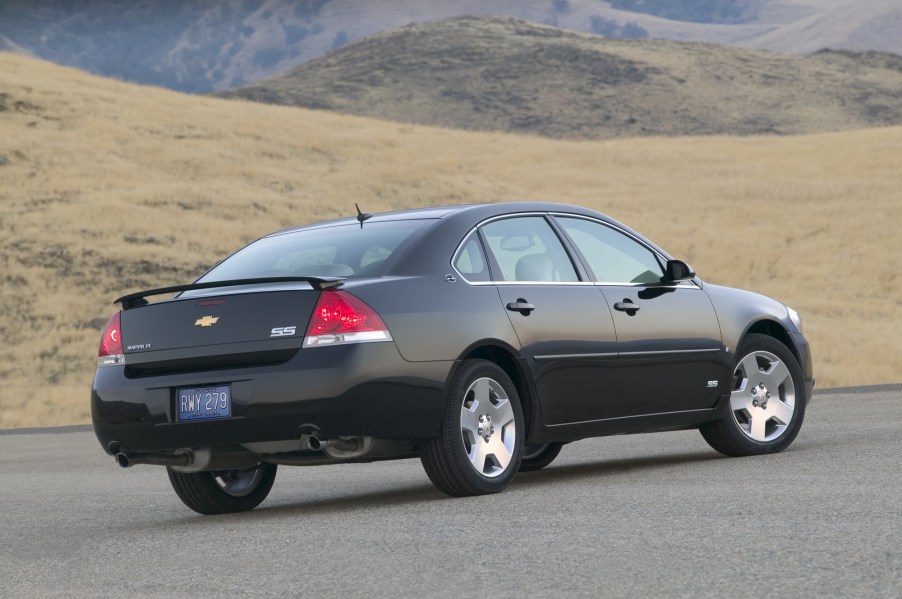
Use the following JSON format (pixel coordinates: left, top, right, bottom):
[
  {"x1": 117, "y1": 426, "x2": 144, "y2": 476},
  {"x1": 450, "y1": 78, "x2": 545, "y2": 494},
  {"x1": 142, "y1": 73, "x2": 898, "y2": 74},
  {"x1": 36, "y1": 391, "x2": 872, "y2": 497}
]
[
  {"x1": 97, "y1": 311, "x2": 125, "y2": 366},
  {"x1": 304, "y1": 290, "x2": 392, "y2": 347}
]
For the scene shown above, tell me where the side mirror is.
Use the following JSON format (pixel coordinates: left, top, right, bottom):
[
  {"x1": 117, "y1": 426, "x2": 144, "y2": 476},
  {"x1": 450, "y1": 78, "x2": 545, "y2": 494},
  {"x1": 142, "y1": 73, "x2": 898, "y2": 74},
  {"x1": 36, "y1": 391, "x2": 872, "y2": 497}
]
[{"x1": 665, "y1": 259, "x2": 696, "y2": 282}]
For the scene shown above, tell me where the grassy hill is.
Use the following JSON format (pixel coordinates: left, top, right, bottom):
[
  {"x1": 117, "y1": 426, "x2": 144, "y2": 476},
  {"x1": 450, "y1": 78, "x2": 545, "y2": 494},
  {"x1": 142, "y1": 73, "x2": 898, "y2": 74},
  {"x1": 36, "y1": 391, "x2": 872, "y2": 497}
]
[
  {"x1": 220, "y1": 16, "x2": 902, "y2": 139},
  {"x1": 1, "y1": 52, "x2": 900, "y2": 428},
  {"x1": 2, "y1": 1, "x2": 900, "y2": 93}
]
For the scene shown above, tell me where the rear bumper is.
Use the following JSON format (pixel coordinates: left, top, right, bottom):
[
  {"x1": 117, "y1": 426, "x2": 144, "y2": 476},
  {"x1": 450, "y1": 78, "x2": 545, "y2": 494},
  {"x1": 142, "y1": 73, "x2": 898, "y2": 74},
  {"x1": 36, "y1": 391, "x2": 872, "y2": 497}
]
[{"x1": 92, "y1": 342, "x2": 452, "y2": 454}]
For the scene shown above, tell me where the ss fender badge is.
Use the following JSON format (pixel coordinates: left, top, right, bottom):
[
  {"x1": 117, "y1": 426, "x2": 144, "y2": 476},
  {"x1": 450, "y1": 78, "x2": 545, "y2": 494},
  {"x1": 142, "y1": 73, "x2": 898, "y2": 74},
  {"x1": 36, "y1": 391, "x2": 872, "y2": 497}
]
[
  {"x1": 707, "y1": 380, "x2": 719, "y2": 388},
  {"x1": 195, "y1": 315, "x2": 220, "y2": 327},
  {"x1": 271, "y1": 326, "x2": 297, "y2": 337}
]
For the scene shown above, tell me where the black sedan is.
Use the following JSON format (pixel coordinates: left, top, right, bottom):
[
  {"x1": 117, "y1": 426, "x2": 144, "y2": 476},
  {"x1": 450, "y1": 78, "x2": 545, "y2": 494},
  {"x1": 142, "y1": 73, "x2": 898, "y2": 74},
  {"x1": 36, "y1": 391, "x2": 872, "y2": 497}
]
[{"x1": 92, "y1": 203, "x2": 813, "y2": 514}]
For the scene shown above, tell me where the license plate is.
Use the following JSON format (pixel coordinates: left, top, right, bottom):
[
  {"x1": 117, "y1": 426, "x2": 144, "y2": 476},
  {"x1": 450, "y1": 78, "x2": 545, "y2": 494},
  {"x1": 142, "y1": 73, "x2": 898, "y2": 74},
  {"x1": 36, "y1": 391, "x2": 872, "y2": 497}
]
[{"x1": 176, "y1": 384, "x2": 231, "y2": 422}]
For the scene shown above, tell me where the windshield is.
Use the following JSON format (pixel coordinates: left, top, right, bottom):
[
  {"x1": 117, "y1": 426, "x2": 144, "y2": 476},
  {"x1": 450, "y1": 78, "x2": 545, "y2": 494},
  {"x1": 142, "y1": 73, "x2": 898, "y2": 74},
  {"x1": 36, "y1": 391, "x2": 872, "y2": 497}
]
[{"x1": 197, "y1": 220, "x2": 432, "y2": 283}]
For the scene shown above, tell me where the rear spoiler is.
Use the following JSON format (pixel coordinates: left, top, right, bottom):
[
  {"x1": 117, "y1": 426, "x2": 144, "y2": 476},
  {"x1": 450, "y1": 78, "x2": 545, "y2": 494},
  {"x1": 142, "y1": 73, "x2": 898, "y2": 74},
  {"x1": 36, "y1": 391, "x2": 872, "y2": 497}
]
[{"x1": 114, "y1": 277, "x2": 345, "y2": 309}]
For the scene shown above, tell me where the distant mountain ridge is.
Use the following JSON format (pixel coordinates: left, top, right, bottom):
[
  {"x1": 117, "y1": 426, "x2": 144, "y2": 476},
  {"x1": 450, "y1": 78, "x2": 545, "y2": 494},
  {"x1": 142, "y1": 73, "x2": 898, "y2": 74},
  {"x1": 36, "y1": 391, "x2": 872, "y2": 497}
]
[
  {"x1": 1, "y1": 0, "x2": 900, "y2": 93},
  {"x1": 220, "y1": 16, "x2": 902, "y2": 140}
]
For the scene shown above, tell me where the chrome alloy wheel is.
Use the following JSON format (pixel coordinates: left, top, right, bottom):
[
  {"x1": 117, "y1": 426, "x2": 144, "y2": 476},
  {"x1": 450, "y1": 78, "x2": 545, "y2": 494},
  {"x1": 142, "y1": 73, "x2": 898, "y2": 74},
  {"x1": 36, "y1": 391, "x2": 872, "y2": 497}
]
[
  {"x1": 459, "y1": 377, "x2": 516, "y2": 478},
  {"x1": 212, "y1": 467, "x2": 266, "y2": 497},
  {"x1": 730, "y1": 350, "x2": 796, "y2": 442}
]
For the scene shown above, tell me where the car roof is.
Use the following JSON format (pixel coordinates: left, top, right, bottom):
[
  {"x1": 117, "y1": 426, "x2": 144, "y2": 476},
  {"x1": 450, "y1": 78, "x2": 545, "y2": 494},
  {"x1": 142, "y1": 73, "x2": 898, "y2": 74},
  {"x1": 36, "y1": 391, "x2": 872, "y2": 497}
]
[{"x1": 268, "y1": 202, "x2": 603, "y2": 236}]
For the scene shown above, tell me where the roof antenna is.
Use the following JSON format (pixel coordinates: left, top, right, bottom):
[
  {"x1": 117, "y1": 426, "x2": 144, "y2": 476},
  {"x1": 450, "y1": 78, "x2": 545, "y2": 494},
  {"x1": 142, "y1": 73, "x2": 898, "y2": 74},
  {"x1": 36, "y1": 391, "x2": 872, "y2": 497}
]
[{"x1": 355, "y1": 203, "x2": 373, "y2": 229}]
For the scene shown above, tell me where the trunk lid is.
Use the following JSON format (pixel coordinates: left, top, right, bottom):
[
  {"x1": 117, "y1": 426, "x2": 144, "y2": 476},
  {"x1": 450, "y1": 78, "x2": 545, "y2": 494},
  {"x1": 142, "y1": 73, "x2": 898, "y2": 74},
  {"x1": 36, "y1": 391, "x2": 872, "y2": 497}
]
[{"x1": 120, "y1": 287, "x2": 319, "y2": 376}]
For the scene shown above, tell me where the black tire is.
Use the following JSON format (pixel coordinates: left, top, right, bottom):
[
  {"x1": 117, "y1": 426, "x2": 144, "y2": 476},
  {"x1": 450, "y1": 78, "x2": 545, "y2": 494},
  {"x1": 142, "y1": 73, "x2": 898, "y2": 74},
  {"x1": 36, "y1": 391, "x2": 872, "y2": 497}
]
[
  {"x1": 421, "y1": 359, "x2": 524, "y2": 497},
  {"x1": 167, "y1": 464, "x2": 277, "y2": 515},
  {"x1": 519, "y1": 442, "x2": 564, "y2": 472},
  {"x1": 700, "y1": 333, "x2": 807, "y2": 457}
]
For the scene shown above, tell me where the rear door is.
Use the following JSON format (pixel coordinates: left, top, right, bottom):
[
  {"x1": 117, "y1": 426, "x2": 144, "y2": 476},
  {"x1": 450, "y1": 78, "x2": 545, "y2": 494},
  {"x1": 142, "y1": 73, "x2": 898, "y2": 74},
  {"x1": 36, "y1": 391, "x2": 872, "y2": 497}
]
[
  {"x1": 554, "y1": 216, "x2": 727, "y2": 418},
  {"x1": 478, "y1": 215, "x2": 619, "y2": 425}
]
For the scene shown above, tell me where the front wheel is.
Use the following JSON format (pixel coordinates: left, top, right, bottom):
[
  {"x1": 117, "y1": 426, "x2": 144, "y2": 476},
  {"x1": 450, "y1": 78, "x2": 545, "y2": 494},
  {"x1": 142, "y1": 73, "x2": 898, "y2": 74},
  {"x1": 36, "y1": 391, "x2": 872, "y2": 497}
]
[
  {"x1": 167, "y1": 464, "x2": 277, "y2": 515},
  {"x1": 420, "y1": 360, "x2": 524, "y2": 497},
  {"x1": 700, "y1": 333, "x2": 806, "y2": 457}
]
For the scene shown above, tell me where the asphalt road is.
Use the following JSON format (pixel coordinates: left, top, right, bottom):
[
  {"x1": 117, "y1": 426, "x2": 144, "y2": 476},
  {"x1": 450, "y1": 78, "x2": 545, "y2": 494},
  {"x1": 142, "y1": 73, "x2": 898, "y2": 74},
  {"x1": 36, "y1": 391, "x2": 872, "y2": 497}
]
[{"x1": 1, "y1": 387, "x2": 900, "y2": 598}]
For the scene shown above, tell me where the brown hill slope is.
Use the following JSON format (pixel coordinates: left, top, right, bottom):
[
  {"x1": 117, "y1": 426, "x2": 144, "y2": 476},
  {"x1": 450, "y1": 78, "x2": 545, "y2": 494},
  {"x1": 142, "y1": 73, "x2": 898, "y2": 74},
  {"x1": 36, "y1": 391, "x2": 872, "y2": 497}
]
[
  {"x1": 220, "y1": 16, "x2": 902, "y2": 139},
  {"x1": 1, "y1": 52, "x2": 901, "y2": 427},
  {"x1": 2, "y1": 1, "x2": 901, "y2": 93}
]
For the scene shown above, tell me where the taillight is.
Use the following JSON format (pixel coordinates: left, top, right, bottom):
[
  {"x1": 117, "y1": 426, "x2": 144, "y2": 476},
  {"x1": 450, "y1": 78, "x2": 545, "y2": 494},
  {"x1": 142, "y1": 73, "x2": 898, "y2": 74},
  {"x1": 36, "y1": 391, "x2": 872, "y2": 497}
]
[
  {"x1": 97, "y1": 311, "x2": 125, "y2": 367},
  {"x1": 304, "y1": 290, "x2": 392, "y2": 347}
]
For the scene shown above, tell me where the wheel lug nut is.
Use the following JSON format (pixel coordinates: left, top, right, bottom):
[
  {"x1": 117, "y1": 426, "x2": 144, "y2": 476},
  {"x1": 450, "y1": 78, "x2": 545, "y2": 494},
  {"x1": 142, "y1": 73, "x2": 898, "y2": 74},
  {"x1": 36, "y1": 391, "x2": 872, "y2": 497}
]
[
  {"x1": 479, "y1": 415, "x2": 484, "y2": 423},
  {"x1": 490, "y1": 427, "x2": 495, "y2": 433},
  {"x1": 753, "y1": 400, "x2": 758, "y2": 407},
  {"x1": 766, "y1": 392, "x2": 771, "y2": 398},
  {"x1": 478, "y1": 428, "x2": 483, "y2": 435}
]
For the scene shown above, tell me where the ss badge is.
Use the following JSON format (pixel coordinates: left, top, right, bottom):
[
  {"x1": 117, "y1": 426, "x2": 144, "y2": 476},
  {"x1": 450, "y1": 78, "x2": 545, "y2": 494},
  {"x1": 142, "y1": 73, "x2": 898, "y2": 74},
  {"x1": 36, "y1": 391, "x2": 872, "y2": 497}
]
[{"x1": 270, "y1": 326, "x2": 297, "y2": 337}]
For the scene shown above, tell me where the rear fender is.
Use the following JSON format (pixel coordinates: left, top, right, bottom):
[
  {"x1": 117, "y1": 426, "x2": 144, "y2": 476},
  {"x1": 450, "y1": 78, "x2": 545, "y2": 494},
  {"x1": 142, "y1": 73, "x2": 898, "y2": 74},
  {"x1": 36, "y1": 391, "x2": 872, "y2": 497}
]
[{"x1": 449, "y1": 341, "x2": 543, "y2": 444}]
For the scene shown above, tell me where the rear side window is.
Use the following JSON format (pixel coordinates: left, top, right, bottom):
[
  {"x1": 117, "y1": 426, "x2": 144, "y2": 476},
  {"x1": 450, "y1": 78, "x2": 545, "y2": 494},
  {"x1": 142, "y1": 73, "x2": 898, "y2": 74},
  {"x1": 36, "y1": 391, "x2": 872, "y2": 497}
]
[
  {"x1": 197, "y1": 220, "x2": 431, "y2": 282},
  {"x1": 480, "y1": 216, "x2": 578, "y2": 282},
  {"x1": 453, "y1": 232, "x2": 491, "y2": 282},
  {"x1": 556, "y1": 217, "x2": 664, "y2": 284}
]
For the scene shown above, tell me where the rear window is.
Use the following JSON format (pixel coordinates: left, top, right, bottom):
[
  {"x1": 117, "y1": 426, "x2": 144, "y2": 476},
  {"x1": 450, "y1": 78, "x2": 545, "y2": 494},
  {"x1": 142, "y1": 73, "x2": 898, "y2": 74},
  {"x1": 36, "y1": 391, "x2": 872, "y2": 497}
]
[{"x1": 197, "y1": 220, "x2": 431, "y2": 282}]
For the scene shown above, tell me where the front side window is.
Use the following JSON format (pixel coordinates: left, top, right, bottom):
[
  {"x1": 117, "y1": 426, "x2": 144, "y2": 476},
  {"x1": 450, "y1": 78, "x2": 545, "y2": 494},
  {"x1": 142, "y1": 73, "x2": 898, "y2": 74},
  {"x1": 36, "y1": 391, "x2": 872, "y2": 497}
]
[
  {"x1": 480, "y1": 216, "x2": 578, "y2": 282},
  {"x1": 556, "y1": 217, "x2": 664, "y2": 284}
]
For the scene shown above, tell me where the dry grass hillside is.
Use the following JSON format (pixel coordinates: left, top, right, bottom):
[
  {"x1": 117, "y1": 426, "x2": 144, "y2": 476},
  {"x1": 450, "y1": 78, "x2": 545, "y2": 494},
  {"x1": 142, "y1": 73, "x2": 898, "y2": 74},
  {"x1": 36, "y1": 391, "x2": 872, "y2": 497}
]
[
  {"x1": 221, "y1": 16, "x2": 902, "y2": 140},
  {"x1": 3, "y1": 1, "x2": 900, "y2": 94},
  {"x1": 1, "y1": 52, "x2": 900, "y2": 428}
]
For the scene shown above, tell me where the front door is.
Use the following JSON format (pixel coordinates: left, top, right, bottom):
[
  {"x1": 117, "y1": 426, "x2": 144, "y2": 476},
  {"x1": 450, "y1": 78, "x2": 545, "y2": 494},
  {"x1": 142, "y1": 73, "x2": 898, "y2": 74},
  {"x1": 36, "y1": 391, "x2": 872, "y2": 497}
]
[
  {"x1": 554, "y1": 215, "x2": 727, "y2": 419},
  {"x1": 600, "y1": 284, "x2": 725, "y2": 416}
]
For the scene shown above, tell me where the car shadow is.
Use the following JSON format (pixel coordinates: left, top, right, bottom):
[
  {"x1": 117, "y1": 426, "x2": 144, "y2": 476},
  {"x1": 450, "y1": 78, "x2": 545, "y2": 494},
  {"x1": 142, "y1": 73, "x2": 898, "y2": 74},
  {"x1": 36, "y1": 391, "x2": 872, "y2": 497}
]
[
  {"x1": 515, "y1": 450, "x2": 725, "y2": 487},
  {"x1": 152, "y1": 449, "x2": 727, "y2": 525}
]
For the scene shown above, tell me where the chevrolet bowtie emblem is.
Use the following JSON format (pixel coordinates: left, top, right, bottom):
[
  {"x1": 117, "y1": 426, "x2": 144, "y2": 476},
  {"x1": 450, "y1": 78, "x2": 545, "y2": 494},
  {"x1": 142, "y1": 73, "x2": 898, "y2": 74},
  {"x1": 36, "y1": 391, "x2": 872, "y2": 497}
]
[{"x1": 195, "y1": 315, "x2": 220, "y2": 327}]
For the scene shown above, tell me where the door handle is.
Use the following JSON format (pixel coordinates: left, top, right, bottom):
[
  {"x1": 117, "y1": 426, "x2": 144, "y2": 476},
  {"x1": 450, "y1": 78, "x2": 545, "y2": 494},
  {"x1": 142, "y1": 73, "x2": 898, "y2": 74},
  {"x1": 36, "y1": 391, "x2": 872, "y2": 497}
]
[
  {"x1": 613, "y1": 299, "x2": 640, "y2": 314},
  {"x1": 506, "y1": 299, "x2": 535, "y2": 316}
]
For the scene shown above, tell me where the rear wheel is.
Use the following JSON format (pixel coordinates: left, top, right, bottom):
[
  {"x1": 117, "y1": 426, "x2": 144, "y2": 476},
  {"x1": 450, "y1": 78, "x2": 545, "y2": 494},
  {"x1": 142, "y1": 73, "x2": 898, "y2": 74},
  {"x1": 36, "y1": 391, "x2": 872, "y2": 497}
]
[
  {"x1": 421, "y1": 360, "x2": 524, "y2": 496},
  {"x1": 700, "y1": 333, "x2": 806, "y2": 457},
  {"x1": 519, "y1": 442, "x2": 563, "y2": 472},
  {"x1": 167, "y1": 464, "x2": 277, "y2": 515}
]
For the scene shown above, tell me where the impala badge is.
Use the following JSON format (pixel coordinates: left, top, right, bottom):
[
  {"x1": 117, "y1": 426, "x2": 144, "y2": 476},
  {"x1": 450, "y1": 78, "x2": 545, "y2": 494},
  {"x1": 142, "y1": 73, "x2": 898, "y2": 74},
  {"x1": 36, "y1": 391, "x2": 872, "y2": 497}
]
[{"x1": 195, "y1": 315, "x2": 220, "y2": 327}]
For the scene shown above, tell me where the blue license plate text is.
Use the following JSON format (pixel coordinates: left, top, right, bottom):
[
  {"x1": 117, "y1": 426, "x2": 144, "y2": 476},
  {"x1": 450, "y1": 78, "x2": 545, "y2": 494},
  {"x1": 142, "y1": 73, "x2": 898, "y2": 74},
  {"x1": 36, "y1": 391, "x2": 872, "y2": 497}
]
[{"x1": 177, "y1": 385, "x2": 231, "y2": 422}]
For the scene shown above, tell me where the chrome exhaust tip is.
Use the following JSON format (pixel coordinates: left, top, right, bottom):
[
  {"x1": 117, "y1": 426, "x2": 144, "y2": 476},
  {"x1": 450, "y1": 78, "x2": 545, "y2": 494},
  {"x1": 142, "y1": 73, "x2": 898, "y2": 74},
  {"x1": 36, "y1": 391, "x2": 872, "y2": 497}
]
[{"x1": 114, "y1": 451, "x2": 191, "y2": 468}]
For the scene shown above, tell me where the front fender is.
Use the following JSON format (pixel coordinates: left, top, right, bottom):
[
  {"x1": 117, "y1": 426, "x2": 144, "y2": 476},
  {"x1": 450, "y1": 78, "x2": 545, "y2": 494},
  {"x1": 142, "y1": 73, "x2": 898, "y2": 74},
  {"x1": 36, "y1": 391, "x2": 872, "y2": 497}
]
[{"x1": 703, "y1": 283, "x2": 814, "y2": 399}]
